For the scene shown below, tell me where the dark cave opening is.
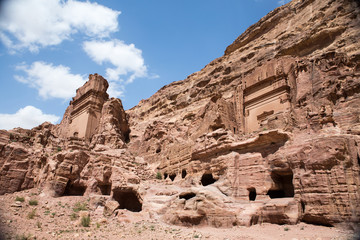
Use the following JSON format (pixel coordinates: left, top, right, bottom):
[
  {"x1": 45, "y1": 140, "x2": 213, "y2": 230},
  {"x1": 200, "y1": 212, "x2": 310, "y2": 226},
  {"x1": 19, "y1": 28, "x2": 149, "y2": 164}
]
[
  {"x1": 113, "y1": 188, "x2": 142, "y2": 212},
  {"x1": 248, "y1": 188, "x2": 257, "y2": 201},
  {"x1": 201, "y1": 173, "x2": 216, "y2": 186},
  {"x1": 181, "y1": 169, "x2": 187, "y2": 179},
  {"x1": 63, "y1": 181, "x2": 86, "y2": 196},
  {"x1": 267, "y1": 170, "x2": 294, "y2": 199},
  {"x1": 164, "y1": 173, "x2": 168, "y2": 179},
  {"x1": 301, "y1": 200, "x2": 306, "y2": 213},
  {"x1": 179, "y1": 192, "x2": 196, "y2": 200},
  {"x1": 267, "y1": 190, "x2": 286, "y2": 198},
  {"x1": 124, "y1": 130, "x2": 130, "y2": 144},
  {"x1": 169, "y1": 173, "x2": 176, "y2": 181},
  {"x1": 357, "y1": 153, "x2": 360, "y2": 166},
  {"x1": 98, "y1": 183, "x2": 112, "y2": 195}
]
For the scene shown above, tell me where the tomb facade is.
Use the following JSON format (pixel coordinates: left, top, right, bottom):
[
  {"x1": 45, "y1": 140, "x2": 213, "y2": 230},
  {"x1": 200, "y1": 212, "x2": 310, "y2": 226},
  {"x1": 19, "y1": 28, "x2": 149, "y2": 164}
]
[{"x1": 68, "y1": 74, "x2": 109, "y2": 140}]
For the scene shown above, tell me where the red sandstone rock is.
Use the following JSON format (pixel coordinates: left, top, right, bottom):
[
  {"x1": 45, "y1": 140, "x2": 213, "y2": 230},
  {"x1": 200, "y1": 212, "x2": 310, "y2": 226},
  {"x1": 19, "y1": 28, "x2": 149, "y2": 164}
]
[{"x1": 0, "y1": 0, "x2": 359, "y2": 231}]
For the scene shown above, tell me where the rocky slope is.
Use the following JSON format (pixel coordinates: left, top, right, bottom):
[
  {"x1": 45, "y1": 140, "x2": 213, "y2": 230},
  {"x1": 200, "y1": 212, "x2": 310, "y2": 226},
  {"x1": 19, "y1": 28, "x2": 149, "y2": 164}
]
[{"x1": 1, "y1": 0, "x2": 360, "y2": 237}]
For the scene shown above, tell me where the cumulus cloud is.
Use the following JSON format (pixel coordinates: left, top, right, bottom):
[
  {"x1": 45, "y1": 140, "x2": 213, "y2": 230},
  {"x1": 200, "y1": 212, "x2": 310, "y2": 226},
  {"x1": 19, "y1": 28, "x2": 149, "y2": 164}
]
[
  {"x1": 15, "y1": 61, "x2": 86, "y2": 100},
  {"x1": 0, "y1": 0, "x2": 120, "y2": 52},
  {"x1": 0, "y1": 106, "x2": 60, "y2": 130},
  {"x1": 83, "y1": 40, "x2": 148, "y2": 84}
]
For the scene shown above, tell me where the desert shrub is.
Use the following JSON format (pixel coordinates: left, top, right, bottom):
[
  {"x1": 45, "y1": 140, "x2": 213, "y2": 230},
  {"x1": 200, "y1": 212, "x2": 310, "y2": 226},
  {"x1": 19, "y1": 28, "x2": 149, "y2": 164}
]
[
  {"x1": 70, "y1": 213, "x2": 78, "y2": 221},
  {"x1": 284, "y1": 227, "x2": 290, "y2": 231},
  {"x1": 15, "y1": 196, "x2": 25, "y2": 202},
  {"x1": 57, "y1": 146, "x2": 62, "y2": 152},
  {"x1": 81, "y1": 216, "x2": 90, "y2": 227},
  {"x1": 156, "y1": 172, "x2": 162, "y2": 180},
  {"x1": 29, "y1": 199, "x2": 38, "y2": 206},
  {"x1": 73, "y1": 202, "x2": 87, "y2": 212},
  {"x1": 27, "y1": 209, "x2": 36, "y2": 219}
]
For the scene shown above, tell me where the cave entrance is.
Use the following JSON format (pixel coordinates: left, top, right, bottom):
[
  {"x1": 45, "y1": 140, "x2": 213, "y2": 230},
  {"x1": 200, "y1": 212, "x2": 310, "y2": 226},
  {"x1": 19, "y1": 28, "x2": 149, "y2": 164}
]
[
  {"x1": 201, "y1": 173, "x2": 216, "y2": 186},
  {"x1": 164, "y1": 173, "x2": 168, "y2": 179},
  {"x1": 181, "y1": 169, "x2": 187, "y2": 179},
  {"x1": 267, "y1": 170, "x2": 294, "y2": 199},
  {"x1": 113, "y1": 188, "x2": 142, "y2": 212},
  {"x1": 179, "y1": 192, "x2": 196, "y2": 200},
  {"x1": 98, "y1": 183, "x2": 112, "y2": 195},
  {"x1": 169, "y1": 173, "x2": 176, "y2": 181},
  {"x1": 63, "y1": 181, "x2": 86, "y2": 196},
  {"x1": 248, "y1": 187, "x2": 257, "y2": 201}
]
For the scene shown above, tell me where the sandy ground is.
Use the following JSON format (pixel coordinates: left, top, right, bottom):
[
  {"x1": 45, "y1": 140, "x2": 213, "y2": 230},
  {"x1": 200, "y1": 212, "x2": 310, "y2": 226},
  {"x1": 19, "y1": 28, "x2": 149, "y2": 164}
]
[{"x1": 0, "y1": 188, "x2": 357, "y2": 240}]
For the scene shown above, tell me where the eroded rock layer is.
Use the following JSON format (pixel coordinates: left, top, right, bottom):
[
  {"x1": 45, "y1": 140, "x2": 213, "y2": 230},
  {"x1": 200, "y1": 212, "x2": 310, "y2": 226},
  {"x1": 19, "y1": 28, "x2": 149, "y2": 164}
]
[{"x1": 0, "y1": 0, "x2": 359, "y2": 230}]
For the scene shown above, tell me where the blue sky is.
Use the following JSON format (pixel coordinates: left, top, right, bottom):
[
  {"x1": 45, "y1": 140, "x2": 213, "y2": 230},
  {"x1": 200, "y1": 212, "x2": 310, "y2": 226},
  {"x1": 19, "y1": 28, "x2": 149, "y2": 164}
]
[{"x1": 0, "y1": 0, "x2": 291, "y2": 130}]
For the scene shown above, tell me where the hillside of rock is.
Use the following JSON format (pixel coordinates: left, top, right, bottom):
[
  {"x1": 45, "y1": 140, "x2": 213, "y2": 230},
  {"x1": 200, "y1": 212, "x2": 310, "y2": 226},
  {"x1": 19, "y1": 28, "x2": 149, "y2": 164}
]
[{"x1": 0, "y1": 0, "x2": 359, "y2": 237}]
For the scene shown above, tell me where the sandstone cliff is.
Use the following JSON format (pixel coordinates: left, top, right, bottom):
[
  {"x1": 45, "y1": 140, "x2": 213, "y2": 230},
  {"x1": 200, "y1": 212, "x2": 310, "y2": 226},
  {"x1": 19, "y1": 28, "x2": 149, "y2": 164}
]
[{"x1": 0, "y1": 0, "x2": 359, "y2": 230}]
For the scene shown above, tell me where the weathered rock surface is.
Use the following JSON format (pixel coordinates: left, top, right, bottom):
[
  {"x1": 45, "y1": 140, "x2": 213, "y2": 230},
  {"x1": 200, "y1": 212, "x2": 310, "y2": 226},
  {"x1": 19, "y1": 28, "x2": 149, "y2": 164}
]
[{"x1": 0, "y1": 0, "x2": 359, "y2": 231}]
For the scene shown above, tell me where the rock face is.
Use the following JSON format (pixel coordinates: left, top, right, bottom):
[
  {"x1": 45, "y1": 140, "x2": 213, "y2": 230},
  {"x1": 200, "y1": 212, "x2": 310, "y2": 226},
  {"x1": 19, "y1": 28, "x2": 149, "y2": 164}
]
[{"x1": 0, "y1": 0, "x2": 360, "y2": 230}]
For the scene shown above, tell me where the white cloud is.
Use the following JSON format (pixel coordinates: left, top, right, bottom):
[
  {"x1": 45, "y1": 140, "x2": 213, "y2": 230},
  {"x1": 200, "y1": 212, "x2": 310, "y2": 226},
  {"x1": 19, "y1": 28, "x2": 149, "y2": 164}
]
[
  {"x1": 0, "y1": 0, "x2": 120, "y2": 52},
  {"x1": 107, "y1": 83, "x2": 125, "y2": 99},
  {"x1": 82, "y1": 39, "x2": 149, "y2": 98},
  {"x1": 83, "y1": 40, "x2": 148, "y2": 84},
  {"x1": 0, "y1": 106, "x2": 60, "y2": 130},
  {"x1": 15, "y1": 61, "x2": 86, "y2": 100}
]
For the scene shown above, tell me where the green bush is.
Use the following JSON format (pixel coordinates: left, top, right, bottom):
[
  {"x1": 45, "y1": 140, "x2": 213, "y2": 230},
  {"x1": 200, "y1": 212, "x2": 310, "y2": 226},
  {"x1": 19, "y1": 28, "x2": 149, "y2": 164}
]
[
  {"x1": 15, "y1": 196, "x2": 25, "y2": 202},
  {"x1": 57, "y1": 146, "x2": 62, "y2": 152},
  {"x1": 29, "y1": 199, "x2": 38, "y2": 206},
  {"x1": 81, "y1": 216, "x2": 90, "y2": 227},
  {"x1": 73, "y1": 202, "x2": 87, "y2": 212},
  {"x1": 156, "y1": 172, "x2": 162, "y2": 180}
]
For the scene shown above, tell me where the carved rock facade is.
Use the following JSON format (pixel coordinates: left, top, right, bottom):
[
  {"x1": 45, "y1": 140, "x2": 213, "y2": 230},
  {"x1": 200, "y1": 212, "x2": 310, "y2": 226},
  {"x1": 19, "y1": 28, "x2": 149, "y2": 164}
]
[{"x1": 0, "y1": 0, "x2": 359, "y2": 230}]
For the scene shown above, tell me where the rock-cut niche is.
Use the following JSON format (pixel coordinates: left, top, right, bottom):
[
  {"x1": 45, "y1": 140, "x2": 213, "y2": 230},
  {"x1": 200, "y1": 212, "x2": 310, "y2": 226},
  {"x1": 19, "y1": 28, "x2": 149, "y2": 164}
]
[
  {"x1": 201, "y1": 173, "x2": 217, "y2": 186},
  {"x1": 248, "y1": 187, "x2": 257, "y2": 201},
  {"x1": 112, "y1": 188, "x2": 142, "y2": 212},
  {"x1": 63, "y1": 180, "x2": 87, "y2": 196},
  {"x1": 267, "y1": 170, "x2": 294, "y2": 198},
  {"x1": 98, "y1": 183, "x2": 112, "y2": 195}
]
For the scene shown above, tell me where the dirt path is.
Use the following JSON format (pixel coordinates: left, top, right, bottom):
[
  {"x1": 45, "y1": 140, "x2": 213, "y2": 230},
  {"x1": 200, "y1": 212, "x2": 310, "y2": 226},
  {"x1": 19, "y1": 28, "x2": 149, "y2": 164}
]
[{"x1": 0, "y1": 189, "x2": 356, "y2": 240}]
